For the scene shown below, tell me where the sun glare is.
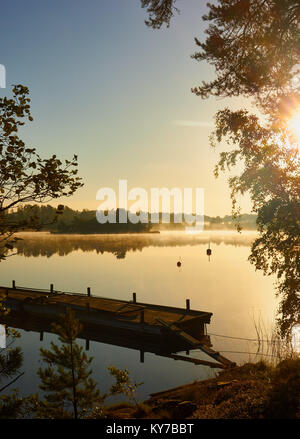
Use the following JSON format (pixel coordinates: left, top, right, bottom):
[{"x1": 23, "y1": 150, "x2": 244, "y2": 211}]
[{"x1": 288, "y1": 109, "x2": 300, "y2": 144}]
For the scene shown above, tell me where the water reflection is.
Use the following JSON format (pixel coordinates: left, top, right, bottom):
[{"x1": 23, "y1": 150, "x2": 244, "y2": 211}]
[
  {"x1": 0, "y1": 231, "x2": 280, "y2": 398},
  {"x1": 15, "y1": 231, "x2": 257, "y2": 259},
  {"x1": 2, "y1": 304, "x2": 223, "y2": 369}
]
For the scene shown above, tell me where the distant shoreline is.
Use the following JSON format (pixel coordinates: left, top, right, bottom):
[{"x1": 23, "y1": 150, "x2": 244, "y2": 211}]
[{"x1": 15, "y1": 229, "x2": 258, "y2": 237}]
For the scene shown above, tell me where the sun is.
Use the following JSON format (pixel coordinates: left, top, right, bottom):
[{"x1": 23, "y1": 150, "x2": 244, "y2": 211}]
[{"x1": 288, "y1": 109, "x2": 300, "y2": 144}]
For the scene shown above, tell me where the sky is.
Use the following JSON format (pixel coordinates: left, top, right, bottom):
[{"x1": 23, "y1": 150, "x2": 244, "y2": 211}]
[{"x1": 0, "y1": 0, "x2": 252, "y2": 216}]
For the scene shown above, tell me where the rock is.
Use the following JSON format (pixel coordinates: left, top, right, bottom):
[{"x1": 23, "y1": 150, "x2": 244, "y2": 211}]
[
  {"x1": 173, "y1": 401, "x2": 198, "y2": 418},
  {"x1": 152, "y1": 399, "x2": 197, "y2": 418}
]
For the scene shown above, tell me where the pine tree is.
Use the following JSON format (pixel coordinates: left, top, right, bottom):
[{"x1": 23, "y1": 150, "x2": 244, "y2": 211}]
[
  {"x1": 0, "y1": 293, "x2": 24, "y2": 418},
  {"x1": 34, "y1": 308, "x2": 102, "y2": 419},
  {"x1": 108, "y1": 365, "x2": 143, "y2": 407}
]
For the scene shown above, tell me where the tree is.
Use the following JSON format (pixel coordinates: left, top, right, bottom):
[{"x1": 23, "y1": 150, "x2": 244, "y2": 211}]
[
  {"x1": 0, "y1": 293, "x2": 24, "y2": 418},
  {"x1": 141, "y1": 1, "x2": 300, "y2": 337},
  {"x1": 108, "y1": 365, "x2": 143, "y2": 407},
  {"x1": 191, "y1": 0, "x2": 300, "y2": 105},
  {"x1": 32, "y1": 308, "x2": 102, "y2": 419},
  {"x1": 140, "y1": 0, "x2": 179, "y2": 29},
  {"x1": 0, "y1": 85, "x2": 83, "y2": 260},
  {"x1": 31, "y1": 309, "x2": 142, "y2": 419},
  {"x1": 191, "y1": 1, "x2": 300, "y2": 337},
  {"x1": 210, "y1": 107, "x2": 300, "y2": 336},
  {"x1": 141, "y1": 1, "x2": 299, "y2": 104}
]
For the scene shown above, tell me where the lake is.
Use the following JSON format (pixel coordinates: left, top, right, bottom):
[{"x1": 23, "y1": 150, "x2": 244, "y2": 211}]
[{"x1": 0, "y1": 231, "x2": 279, "y2": 401}]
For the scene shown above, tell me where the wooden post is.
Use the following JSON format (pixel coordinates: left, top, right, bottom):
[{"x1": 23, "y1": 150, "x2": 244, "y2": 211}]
[
  {"x1": 186, "y1": 299, "x2": 190, "y2": 310},
  {"x1": 140, "y1": 309, "x2": 144, "y2": 323},
  {"x1": 86, "y1": 339, "x2": 90, "y2": 351},
  {"x1": 87, "y1": 287, "x2": 91, "y2": 297},
  {"x1": 140, "y1": 350, "x2": 144, "y2": 363},
  {"x1": 12, "y1": 280, "x2": 16, "y2": 289},
  {"x1": 40, "y1": 331, "x2": 44, "y2": 341},
  {"x1": 50, "y1": 284, "x2": 54, "y2": 294},
  {"x1": 132, "y1": 292, "x2": 136, "y2": 303}
]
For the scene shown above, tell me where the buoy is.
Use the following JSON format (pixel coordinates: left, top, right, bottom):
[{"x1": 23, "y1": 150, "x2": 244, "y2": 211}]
[{"x1": 207, "y1": 243, "x2": 212, "y2": 261}]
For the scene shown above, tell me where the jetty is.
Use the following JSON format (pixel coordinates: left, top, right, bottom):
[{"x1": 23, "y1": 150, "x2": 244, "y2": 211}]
[{"x1": 0, "y1": 282, "x2": 235, "y2": 369}]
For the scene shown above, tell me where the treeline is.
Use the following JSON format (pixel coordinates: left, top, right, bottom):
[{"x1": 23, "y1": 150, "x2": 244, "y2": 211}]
[
  {"x1": 204, "y1": 214, "x2": 257, "y2": 230},
  {"x1": 7, "y1": 205, "x2": 151, "y2": 234},
  {"x1": 6, "y1": 205, "x2": 258, "y2": 233}
]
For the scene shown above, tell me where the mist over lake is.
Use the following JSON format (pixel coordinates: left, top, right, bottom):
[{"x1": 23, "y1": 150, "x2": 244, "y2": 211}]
[{"x1": 0, "y1": 231, "x2": 278, "y2": 400}]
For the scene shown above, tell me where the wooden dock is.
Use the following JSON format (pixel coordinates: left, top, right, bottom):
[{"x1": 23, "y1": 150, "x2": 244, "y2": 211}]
[{"x1": 0, "y1": 282, "x2": 235, "y2": 369}]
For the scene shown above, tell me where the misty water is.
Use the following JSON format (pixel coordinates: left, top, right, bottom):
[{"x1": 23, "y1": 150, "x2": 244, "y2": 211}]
[{"x1": 0, "y1": 231, "x2": 279, "y2": 400}]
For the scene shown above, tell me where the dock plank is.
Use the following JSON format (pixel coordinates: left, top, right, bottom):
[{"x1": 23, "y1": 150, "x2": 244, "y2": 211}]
[{"x1": 0, "y1": 286, "x2": 212, "y2": 329}]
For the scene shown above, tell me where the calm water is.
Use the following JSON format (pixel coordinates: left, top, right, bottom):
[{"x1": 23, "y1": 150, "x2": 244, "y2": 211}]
[{"x1": 0, "y1": 231, "x2": 278, "y2": 400}]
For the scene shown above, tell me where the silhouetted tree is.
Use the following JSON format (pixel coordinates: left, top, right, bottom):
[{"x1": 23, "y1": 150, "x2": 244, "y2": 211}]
[
  {"x1": 191, "y1": 1, "x2": 300, "y2": 337},
  {"x1": 0, "y1": 85, "x2": 83, "y2": 260},
  {"x1": 142, "y1": 1, "x2": 300, "y2": 337},
  {"x1": 210, "y1": 108, "x2": 300, "y2": 336},
  {"x1": 0, "y1": 294, "x2": 24, "y2": 418},
  {"x1": 31, "y1": 309, "x2": 143, "y2": 419},
  {"x1": 141, "y1": 0, "x2": 179, "y2": 28},
  {"x1": 191, "y1": 0, "x2": 300, "y2": 105},
  {"x1": 33, "y1": 309, "x2": 102, "y2": 419}
]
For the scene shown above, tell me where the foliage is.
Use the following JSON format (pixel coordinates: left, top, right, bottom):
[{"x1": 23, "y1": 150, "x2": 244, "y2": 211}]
[
  {"x1": 33, "y1": 308, "x2": 102, "y2": 419},
  {"x1": 149, "y1": 360, "x2": 300, "y2": 419},
  {"x1": 0, "y1": 85, "x2": 83, "y2": 259},
  {"x1": 265, "y1": 358, "x2": 300, "y2": 418},
  {"x1": 108, "y1": 365, "x2": 143, "y2": 406},
  {"x1": 7, "y1": 205, "x2": 151, "y2": 234},
  {"x1": 210, "y1": 107, "x2": 300, "y2": 335},
  {"x1": 0, "y1": 391, "x2": 24, "y2": 419},
  {"x1": 191, "y1": 1, "x2": 300, "y2": 337},
  {"x1": 140, "y1": 0, "x2": 179, "y2": 29},
  {"x1": 0, "y1": 292, "x2": 9, "y2": 318},
  {"x1": 0, "y1": 295, "x2": 24, "y2": 418},
  {"x1": 32, "y1": 309, "x2": 142, "y2": 419},
  {"x1": 141, "y1": 1, "x2": 300, "y2": 337},
  {"x1": 7, "y1": 204, "x2": 258, "y2": 234},
  {"x1": 191, "y1": 0, "x2": 300, "y2": 105}
]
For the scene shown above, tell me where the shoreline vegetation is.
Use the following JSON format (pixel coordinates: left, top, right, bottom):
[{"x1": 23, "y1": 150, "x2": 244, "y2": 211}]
[
  {"x1": 6, "y1": 205, "x2": 258, "y2": 234},
  {"x1": 2, "y1": 300, "x2": 299, "y2": 419},
  {"x1": 110, "y1": 359, "x2": 300, "y2": 419},
  {"x1": 92, "y1": 318, "x2": 300, "y2": 419}
]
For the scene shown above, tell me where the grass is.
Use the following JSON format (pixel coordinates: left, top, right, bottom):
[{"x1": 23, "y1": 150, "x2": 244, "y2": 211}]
[
  {"x1": 146, "y1": 357, "x2": 300, "y2": 419},
  {"x1": 251, "y1": 316, "x2": 296, "y2": 364},
  {"x1": 103, "y1": 319, "x2": 300, "y2": 419}
]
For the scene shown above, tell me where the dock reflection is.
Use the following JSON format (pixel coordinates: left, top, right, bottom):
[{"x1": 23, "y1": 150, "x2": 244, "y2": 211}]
[{"x1": 1, "y1": 306, "x2": 223, "y2": 369}]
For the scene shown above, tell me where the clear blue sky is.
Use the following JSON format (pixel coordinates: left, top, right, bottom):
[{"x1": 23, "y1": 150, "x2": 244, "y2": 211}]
[{"x1": 0, "y1": 0, "x2": 251, "y2": 215}]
